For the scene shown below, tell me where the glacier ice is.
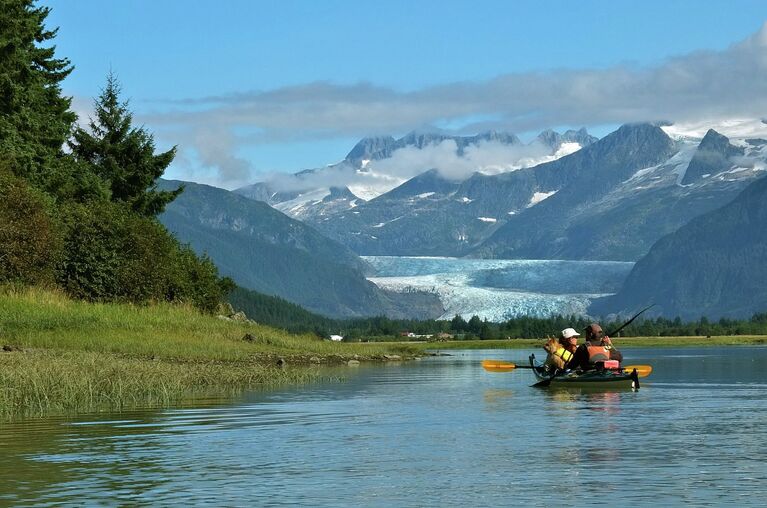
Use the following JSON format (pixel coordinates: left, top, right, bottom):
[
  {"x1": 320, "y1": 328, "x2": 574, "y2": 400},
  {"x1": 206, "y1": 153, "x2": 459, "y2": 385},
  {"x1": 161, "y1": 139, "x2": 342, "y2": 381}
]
[{"x1": 364, "y1": 256, "x2": 634, "y2": 321}]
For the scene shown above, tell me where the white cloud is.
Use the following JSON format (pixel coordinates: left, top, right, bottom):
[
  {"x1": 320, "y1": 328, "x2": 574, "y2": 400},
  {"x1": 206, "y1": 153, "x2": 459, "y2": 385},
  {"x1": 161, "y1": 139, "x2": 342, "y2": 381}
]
[
  {"x1": 370, "y1": 139, "x2": 556, "y2": 181},
  {"x1": 139, "y1": 22, "x2": 767, "y2": 188},
  {"x1": 257, "y1": 138, "x2": 569, "y2": 199},
  {"x1": 661, "y1": 118, "x2": 767, "y2": 140}
]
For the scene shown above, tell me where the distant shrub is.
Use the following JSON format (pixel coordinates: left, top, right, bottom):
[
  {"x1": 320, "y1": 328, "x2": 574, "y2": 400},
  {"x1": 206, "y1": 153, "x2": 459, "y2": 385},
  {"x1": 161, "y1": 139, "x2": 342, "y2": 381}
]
[{"x1": 0, "y1": 169, "x2": 61, "y2": 285}]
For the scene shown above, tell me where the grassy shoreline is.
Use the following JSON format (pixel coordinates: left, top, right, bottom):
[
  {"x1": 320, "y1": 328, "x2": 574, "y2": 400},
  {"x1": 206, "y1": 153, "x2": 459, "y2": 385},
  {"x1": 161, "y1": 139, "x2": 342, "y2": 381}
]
[
  {"x1": 0, "y1": 288, "x2": 420, "y2": 418},
  {"x1": 3, "y1": 289, "x2": 765, "y2": 418}
]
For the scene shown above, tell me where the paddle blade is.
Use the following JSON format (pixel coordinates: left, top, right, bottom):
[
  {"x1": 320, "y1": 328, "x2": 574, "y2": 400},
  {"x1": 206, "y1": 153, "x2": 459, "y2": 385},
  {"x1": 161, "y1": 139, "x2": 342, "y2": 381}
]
[
  {"x1": 481, "y1": 359, "x2": 517, "y2": 372},
  {"x1": 623, "y1": 365, "x2": 652, "y2": 378}
]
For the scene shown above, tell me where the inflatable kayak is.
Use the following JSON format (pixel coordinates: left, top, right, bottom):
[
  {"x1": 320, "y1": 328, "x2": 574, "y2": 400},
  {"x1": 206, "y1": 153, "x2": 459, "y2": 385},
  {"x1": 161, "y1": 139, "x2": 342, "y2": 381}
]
[{"x1": 529, "y1": 354, "x2": 640, "y2": 390}]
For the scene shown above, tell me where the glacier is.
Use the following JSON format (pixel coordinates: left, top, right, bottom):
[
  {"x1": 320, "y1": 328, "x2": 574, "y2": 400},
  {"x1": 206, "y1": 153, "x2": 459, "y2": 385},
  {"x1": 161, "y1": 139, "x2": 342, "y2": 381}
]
[{"x1": 364, "y1": 256, "x2": 634, "y2": 321}]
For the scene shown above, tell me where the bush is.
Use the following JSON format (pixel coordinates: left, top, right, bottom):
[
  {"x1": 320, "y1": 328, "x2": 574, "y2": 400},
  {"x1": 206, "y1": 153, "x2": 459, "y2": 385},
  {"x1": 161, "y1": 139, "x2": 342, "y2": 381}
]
[
  {"x1": 0, "y1": 169, "x2": 61, "y2": 285},
  {"x1": 55, "y1": 200, "x2": 231, "y2": 311}
]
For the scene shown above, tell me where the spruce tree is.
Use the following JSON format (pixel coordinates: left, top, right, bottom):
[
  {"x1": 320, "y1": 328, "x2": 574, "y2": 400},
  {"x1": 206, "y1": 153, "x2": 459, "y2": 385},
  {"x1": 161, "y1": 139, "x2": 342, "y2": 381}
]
[
  {"x1": 69, "y1": 72, "x2": 182, "y2": 216},
  {"x1": 0, "y1": 0, "x2": 76, "y2": 186}
]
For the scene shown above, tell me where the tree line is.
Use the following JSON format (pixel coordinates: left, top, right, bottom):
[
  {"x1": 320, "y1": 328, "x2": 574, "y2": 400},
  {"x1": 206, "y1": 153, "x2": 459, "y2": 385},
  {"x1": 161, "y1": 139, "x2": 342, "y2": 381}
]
[
  {"x1": 0, "y1": 1, "x2": 232, "y2": 311},
  {"x1": 229, "y1": 285, "x2": 767, "y2": 339}
]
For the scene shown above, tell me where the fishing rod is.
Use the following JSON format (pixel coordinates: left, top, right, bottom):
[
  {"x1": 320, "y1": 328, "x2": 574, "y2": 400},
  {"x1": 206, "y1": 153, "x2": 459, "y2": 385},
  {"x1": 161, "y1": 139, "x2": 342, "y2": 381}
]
[{"x1": 606, "y1": 304, "x2": 656, "y2": 337}]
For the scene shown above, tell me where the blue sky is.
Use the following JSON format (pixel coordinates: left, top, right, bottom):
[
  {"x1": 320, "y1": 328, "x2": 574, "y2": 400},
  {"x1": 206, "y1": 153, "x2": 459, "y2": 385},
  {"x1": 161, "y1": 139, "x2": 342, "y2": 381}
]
[{"x1": 46, "y1": 0, "x2": 767, "y2": 187}]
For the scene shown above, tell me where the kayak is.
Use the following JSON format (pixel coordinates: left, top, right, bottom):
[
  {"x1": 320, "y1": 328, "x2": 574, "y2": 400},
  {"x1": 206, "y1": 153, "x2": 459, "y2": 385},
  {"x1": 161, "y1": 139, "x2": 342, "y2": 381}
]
[{"x1": 529, "y1": 354, "x2": 640, "y2": 390}]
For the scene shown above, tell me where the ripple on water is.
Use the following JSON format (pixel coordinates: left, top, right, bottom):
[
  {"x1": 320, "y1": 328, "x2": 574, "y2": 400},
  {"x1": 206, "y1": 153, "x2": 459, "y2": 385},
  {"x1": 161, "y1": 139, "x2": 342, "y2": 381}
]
[{"x1": 1, "y1": 347, "x2": 766, "y2": 506}]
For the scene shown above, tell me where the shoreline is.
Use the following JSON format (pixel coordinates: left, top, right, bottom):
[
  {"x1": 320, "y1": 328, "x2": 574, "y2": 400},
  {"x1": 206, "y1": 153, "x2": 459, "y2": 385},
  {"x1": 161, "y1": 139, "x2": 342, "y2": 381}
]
[
  {"x1": 404, "y1": 336, "x2": 767, "y2": 350},
  {"x1": 0, "y1": 289, "x2": 421, "y2": 419},
  {"x1": 3, "y1": 289, "x2": 764, "y2": 418}
]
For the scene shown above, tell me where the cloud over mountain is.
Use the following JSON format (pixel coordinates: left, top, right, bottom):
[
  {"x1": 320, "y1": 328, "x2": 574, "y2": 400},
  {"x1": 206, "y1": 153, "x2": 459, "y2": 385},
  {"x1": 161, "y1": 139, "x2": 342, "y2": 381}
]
[{"x1": 145, "y1": 22, "x2": 767, "y2": 188}]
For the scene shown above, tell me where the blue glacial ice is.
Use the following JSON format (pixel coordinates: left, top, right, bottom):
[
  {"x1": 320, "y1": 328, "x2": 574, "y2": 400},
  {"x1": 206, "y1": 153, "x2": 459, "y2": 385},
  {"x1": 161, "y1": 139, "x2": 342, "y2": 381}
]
[{"x1": 363, "y1": 256, "x2": 634, "y2": 321}]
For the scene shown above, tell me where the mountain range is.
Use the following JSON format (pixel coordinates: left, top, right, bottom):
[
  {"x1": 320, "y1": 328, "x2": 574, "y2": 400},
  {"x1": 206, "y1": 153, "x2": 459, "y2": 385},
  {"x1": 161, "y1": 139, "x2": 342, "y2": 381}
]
[
  {"x1": 252, "y1": 123, "x2": 765, "y2": 262},
  {"x1": 158, "y1": 180, "x2": 443, "y2": 319},
  {"x1": 171, "y1": 120, "x2": 767, "y2": 320},
  {"x1": 235, "y1": 127, "x2": 597, "y2": 217}
]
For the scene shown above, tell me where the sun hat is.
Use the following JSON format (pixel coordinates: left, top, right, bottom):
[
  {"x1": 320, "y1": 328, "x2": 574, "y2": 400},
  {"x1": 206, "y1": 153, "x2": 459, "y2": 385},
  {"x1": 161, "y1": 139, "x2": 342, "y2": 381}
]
[{"x1": 561, "y1": 328, "x2": 580, "y2": 339}]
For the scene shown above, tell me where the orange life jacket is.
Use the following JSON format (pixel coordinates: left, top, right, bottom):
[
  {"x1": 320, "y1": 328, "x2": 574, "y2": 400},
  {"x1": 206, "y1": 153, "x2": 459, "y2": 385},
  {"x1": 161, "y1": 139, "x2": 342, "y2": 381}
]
[{"x1": 586, "y1": 345, "x2": 610, "y2": 364}]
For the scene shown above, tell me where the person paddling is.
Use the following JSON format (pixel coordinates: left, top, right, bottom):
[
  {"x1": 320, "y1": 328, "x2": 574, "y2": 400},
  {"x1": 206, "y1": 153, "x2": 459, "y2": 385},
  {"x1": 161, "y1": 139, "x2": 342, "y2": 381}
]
[{"x1": 569, "y1": 323, "x2": 623, "y2": 371}]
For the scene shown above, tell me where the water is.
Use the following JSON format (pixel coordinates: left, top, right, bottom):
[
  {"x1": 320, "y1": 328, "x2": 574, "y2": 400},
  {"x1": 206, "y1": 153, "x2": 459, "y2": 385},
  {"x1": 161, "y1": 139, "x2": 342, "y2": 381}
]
[
  {"x1": 2, "y1": 346, "x2": 766, "y2": 506},
  {"x1": 363, "y1": 256, "x2": 634, "y2": 320}
]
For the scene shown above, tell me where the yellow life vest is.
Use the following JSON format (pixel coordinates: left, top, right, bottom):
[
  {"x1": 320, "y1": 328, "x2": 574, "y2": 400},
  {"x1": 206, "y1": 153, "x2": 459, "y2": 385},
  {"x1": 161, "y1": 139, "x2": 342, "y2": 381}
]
[{"x1": 553, "y1": 346, "x2": 573, "y2": 363}]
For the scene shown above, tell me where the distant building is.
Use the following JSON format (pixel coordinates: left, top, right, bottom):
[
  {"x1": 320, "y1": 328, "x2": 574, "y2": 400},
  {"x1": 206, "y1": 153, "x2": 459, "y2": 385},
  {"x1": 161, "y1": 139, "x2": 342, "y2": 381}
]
[{"x1": 329, "y1": 335, "x2": 344, "y2": 342}]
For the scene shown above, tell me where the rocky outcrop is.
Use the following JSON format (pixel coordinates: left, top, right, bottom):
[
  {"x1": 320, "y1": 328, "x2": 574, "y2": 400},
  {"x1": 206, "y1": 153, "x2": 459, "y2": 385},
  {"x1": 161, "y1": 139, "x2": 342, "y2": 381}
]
[{"x1": 682, "y1": 129, "x2": 744, "y2": 184}]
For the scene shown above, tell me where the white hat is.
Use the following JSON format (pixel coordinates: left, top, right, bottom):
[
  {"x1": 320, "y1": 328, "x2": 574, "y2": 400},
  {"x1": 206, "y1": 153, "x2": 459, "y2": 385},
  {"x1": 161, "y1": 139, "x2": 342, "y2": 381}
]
[{"x1": 561, "y1": 328, "x2": 580, "y2": 339}]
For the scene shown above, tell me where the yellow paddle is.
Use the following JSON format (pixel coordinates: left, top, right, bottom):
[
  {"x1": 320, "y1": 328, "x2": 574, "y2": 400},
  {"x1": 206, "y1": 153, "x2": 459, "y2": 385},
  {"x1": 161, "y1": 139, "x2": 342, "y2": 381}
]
[
  {"x1": 481, "y1": 359, "x2": 652, "y2": 378},
  {"x1": 623, "y1": 365, "x2": 652, "y2": 378}
]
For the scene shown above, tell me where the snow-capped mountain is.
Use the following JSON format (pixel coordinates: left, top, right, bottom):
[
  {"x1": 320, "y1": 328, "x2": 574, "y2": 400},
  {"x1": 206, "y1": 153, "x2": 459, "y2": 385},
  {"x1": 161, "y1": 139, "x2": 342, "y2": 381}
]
[
  {"x1": 234, "y1": 119, "x2": 766, "y2": 263},
  {"x1": 300, "y1": 122, "x2": 767, "y2": 261},
  {"x1": 234, "y1": 128, "x2": 597, "y2": 219}
]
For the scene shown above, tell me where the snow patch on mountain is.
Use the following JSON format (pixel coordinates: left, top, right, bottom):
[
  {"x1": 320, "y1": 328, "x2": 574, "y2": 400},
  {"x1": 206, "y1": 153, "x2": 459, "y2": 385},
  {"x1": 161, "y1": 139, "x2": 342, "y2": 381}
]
[
  {"x1": 372, "y1": 215, "x2": 405, "y2": 228},
  {"x1": 274, "y1": 188, "x2": 331, "y2": 215},
  {"x1": 527, "y1": 190, "x2": 558, "y2": 207}
]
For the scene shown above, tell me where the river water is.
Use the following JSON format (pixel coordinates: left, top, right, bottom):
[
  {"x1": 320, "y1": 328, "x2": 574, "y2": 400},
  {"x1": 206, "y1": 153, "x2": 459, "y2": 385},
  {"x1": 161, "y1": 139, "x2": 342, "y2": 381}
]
[{"x1": 2, "y1": 346, "x2": 766, "y2": 506}]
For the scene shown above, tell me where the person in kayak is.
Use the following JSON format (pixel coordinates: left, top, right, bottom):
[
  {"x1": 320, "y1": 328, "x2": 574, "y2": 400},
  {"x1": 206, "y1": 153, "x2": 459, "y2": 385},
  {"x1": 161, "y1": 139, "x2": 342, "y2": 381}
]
[
  {"x1": 568, "y1": 323, "x2": 623, "y2": 371},
  {"x1": 560, "y1": 327, "x2": 579, "y2": 356},
  {"x1": 543, "y1": 327, "x2": 579, "y2": 370}
]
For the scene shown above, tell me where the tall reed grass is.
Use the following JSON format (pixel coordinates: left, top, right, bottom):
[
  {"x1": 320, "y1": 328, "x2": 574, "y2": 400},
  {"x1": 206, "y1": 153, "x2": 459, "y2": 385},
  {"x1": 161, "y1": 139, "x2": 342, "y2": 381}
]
[{"x1": 0, "y1": 288, "x2": 416, "y2": 418}]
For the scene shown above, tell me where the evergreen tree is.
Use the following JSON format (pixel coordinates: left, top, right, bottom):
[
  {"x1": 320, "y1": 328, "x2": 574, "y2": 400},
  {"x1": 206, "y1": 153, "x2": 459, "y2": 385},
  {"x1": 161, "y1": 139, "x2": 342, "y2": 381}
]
[
  {"x1": 69, "y1": 72, "x2": 181, "y2": 216},
  {"x1": 0, "y1": 0, "x2": 76, "y2": 187},
  {"x1": 467, "y1": 315, "x2": 482, "y2": 334},
  {"x1": 450, "y1": 314, "x2": 467, "y2": 332}
]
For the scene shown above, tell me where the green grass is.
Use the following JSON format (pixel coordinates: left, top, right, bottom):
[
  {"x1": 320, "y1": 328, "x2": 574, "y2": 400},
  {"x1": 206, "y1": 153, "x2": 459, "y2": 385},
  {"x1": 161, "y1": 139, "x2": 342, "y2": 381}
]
[
  {"x1": 0, "y1": 349, "x2": 315, "y2": 418},
  {"x1": 0, "y1": 287, "x2": 419, "y2": 361},
  {"x1": 0, "y1": 288, "x2": 418, "y2": 418}
]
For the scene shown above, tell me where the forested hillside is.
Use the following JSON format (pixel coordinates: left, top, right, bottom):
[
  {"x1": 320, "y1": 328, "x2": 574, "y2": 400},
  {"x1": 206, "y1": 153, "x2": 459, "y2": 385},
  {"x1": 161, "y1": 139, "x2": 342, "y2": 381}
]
[
  {"x1": 0, "y1": 2, "x2": 230, "y2": 311},
  {"x1": 598, "y1": 174, "x2": 767, "y2": 320}
]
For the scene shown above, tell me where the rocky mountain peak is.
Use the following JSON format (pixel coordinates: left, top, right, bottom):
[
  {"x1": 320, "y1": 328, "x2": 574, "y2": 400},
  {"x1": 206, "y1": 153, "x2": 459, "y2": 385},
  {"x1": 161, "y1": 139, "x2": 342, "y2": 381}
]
[
  {"x1": 682, "y1": 129, "x2": 744, "y2": 184},
  {"x1": 537, "y1": 127, "x2": 596, "y2": 150},
  {"x1": 323, "y1": 186, "x2": 359, "y2": 202},
  {"x1": 374, "y1": 168, "x2": 460, "y2": 201},
  {"x1": 593, "y1": 123, "x2": 674, "y2": 160},
  {"x1": 536, "y1": 129, "x2": 562, "y2": 149},
  {"x1": 561, "y1": 127, "x2": 598, "y2": 147},
  {"x1": 345, "y1": 136, "x2": 398, "y2": 165},
  {"x1": 472, "y1": 130, "x2": 522, "y2": 145}
]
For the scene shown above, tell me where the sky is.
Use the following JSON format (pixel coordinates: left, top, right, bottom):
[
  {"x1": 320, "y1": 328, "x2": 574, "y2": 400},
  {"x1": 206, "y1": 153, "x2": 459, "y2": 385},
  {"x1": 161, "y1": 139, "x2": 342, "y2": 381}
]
[{"x1": 45, "y1": 0, "x2": 767, "y2": 189}]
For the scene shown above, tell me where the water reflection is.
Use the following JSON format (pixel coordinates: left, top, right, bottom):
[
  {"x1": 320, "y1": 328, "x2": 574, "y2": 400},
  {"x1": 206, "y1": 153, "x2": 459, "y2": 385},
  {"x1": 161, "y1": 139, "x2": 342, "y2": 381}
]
[
  {"x1": 482, "y1": 388, "x2": 515, "y2": 406},
  {"x1": 1, "y1": 347, "x2": 766, "y2": 506}
]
